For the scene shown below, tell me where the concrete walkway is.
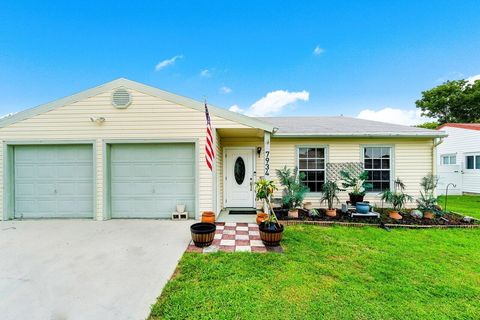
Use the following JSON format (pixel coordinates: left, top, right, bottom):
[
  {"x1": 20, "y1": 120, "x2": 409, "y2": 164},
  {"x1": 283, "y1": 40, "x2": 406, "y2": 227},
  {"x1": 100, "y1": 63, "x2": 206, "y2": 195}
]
[{"x1": 0, "y1": 219, "x2": 191, "y2": 320}]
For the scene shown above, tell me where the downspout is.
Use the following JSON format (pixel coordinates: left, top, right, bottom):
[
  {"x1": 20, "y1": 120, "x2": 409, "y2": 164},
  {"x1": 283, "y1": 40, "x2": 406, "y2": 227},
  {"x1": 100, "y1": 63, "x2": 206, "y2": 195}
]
[
  {"x1": 432, "y1": 137, "x2": 444, "y2": 197},
  {"x1": 432, "y1": 137, "x2": 444, "y2": 176}
]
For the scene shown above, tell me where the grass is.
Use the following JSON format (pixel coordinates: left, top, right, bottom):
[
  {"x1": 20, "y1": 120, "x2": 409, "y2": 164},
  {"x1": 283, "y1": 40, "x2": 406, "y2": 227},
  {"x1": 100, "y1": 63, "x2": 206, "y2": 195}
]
[
  {"x1": 438, "y1": 195, "x2": 480, "y2": 219},
  {"x1": 150, "y1": 226, "x2": 480, "y2": 320}
]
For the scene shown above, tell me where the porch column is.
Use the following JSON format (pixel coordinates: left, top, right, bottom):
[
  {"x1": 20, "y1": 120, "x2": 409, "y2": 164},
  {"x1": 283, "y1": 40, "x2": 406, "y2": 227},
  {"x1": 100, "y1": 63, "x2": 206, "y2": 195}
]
[{"x1": 264, "y1": 131, "x2": 271, "y2": 179}]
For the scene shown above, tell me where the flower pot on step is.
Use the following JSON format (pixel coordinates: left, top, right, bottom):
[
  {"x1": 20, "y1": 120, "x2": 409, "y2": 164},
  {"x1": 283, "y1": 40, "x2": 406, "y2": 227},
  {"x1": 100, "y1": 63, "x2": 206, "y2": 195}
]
[
  {"x1": 190, "y1": 223, "x2": 216, "y2": 247},
  {"x1": 288, "y1": 209, "x2": 299, "y2": 219},
  {"x1": 201, "y1": 211, "x2": 216, "y2": 224},
  {"x1": 303, "y1": 202, "x2": 313, "y2": 210},
  {"x1": 326, "y1": 209, "x2": 337, "y2": 217},
  {"x1": 176, "y1": 204, "x2": 186, "y2": 213},
  {"x1": 259, "y1": 223, "x2": 284, "y2": 246},
  {"x1": 388, "y1": 210, "x2": 403, "y2": 220},
  {"x1": 256, "y1": 212, "x2": 269, "y2": 225},
  {"x1": 349, "y1": 194, "x2": 364, "y2": 206},
  {"x1": 424, "y1": 211, "x2": 434, "y2": 219}
]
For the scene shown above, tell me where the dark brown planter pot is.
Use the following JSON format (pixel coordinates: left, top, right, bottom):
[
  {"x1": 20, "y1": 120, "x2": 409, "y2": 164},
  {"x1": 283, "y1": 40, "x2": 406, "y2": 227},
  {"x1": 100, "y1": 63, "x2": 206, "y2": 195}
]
[
  {"x1": 349, "y1": 193, "x2": 364, "y2": 206},
  {"x1": 259, "y1": 223, "x2": 284, "y2": 246},
  {"x1": 190, "y1": 222, "x2": 216, "y2": 247}
]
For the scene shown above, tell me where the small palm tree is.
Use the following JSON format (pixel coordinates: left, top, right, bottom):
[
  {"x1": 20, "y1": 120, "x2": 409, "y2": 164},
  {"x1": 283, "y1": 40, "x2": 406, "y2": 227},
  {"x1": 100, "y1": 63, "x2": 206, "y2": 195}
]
[{"x1": 380, "y1": 178, "x2": 413, "y2": 219}]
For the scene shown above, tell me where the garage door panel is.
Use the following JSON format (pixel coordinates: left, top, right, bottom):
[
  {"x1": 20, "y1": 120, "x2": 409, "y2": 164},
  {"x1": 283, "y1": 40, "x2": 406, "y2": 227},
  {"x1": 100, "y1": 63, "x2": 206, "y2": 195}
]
[
  {"x1": 111, "y1": 143, "x2": 195, "y2": 218},
  {"x1": 14, "y1": 145, "x2": 94, "y2": 218}
]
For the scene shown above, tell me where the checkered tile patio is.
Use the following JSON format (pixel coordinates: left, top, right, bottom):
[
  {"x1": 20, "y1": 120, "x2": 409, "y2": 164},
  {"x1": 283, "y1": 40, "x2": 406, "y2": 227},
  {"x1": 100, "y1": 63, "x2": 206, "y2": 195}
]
[{"x1": 186, "y1": 222, "x2": 280, "y2": 253}]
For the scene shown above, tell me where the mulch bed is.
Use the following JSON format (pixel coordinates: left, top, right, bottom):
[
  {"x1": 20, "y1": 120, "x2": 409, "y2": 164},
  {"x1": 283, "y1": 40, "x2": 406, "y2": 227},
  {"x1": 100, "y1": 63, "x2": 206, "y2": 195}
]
[{"x1": 273, "y1": 208, "x2": 480, "y2": 228}]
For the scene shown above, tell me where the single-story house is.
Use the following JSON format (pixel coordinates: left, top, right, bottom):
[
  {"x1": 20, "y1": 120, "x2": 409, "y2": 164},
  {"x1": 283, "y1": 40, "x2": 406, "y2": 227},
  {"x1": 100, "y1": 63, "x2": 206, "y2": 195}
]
[
  {"x1": 436, "y1": 123, "x2": 480, "y2": 195},
  {"x1": 0, "y1": 78, "x2": 447, "y2": 220}
]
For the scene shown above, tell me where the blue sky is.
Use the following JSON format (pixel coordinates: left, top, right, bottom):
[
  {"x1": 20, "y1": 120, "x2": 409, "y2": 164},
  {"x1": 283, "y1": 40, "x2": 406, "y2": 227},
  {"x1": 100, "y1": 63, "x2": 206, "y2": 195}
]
[{"x1": 1, "y1": 1, "x2": 480, "y2": 124}]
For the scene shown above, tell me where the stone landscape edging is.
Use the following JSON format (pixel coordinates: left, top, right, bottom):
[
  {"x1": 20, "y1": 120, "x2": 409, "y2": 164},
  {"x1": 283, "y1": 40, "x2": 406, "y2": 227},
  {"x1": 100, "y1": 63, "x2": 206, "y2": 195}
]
[{"x1": 279, "y1": 220, "x2": 480, "y2": 229}]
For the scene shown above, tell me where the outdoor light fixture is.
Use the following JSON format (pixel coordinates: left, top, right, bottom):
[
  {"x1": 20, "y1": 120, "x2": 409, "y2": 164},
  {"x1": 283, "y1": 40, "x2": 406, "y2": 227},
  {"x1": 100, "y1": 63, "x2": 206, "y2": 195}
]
[
  {"x1": 89, "y1": 117, "x2": 106, "y2": 124},
  {"x1": 257, "y1": 146, "x2": 262, "y2": 157}
]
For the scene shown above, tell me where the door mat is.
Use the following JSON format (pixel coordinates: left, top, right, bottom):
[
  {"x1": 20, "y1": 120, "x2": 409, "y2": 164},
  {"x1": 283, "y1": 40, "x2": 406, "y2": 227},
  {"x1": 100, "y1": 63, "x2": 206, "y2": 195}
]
[{"x1": 229, "y1": 210, "x2": 258, "y2": 215}]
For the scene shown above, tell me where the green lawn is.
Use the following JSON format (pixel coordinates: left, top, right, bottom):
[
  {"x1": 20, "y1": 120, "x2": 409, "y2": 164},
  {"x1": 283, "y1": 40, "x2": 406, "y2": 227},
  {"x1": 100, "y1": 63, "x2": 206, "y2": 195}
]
[
  {"x1": 150, "y1": 226, "x2": 480, "y2": 320},
  {"x1": 438, "y1": 195, "x2": 480, "y2": 219}
]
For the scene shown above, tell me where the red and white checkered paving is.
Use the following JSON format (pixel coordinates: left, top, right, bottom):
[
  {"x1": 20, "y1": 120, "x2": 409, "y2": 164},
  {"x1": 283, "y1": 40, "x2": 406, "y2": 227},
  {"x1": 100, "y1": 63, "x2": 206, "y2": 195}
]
[{"x1": 186, "y1": 222, "x2": 268, "y2": 253}]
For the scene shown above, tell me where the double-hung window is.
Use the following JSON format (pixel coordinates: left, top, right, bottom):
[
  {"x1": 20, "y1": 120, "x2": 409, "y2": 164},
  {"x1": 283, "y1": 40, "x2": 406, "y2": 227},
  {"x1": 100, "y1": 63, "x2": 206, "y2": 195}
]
[
  {"x1": 441, "y1": 154, "x2": 456, "y2": 165},
  {"x1": 297, "y1": 147, "x2": 326, "y2": 193},
  {"x1": 465, "y1": 154, "x2": 480, "y2": 169},
  {"x1": 363, "y1": 146, "x2": 391, "y2": 192}
]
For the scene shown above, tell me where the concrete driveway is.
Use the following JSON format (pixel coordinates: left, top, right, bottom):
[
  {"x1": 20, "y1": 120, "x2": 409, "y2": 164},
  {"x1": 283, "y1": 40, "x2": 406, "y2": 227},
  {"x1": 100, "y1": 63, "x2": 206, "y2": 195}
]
[{"x1": 0, "y1": 219, "x2": 191, "y2": 320}]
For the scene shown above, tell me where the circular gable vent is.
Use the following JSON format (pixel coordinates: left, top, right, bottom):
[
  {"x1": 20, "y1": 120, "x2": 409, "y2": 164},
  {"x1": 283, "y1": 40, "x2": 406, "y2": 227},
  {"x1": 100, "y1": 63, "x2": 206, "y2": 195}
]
[{"x1": 112, "y1": 88, "x2": 132, "y2": 108}]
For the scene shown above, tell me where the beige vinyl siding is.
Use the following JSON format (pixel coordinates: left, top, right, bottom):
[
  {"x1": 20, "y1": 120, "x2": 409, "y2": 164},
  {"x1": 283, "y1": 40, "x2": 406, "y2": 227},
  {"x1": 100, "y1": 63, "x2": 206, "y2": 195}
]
[
  {"x1": 0, "y1": 89, "x2": 248, "y2": 220},
  {"x1": 268, "y1": 138, "x2": 434, "y2": 209}
]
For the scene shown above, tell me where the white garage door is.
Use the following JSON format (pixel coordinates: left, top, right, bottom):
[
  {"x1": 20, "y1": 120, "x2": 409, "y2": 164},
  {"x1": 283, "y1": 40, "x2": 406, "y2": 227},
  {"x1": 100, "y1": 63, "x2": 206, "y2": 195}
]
[
  {"x1": 110, "y1": 143, "x2": 195, "y2": 218},
  {"x1": 14, "y1": 145, "x2": 94, "y2": 218}
]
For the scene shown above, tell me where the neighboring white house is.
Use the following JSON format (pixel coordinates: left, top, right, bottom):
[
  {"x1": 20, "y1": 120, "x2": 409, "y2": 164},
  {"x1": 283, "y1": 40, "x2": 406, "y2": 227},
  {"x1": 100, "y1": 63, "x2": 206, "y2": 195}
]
[{"x1": 436, "y1": 123, "x2": 480, "y2": 195}]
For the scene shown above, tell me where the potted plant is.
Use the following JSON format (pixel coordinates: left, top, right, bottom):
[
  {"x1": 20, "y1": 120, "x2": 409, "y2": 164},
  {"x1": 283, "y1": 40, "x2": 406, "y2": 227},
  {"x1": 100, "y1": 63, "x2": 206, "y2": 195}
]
[
  {"x1": 380, "y1": 178, "x2": 413, "y2": 220},
  {"x1": 276, "y1": 166, "x2": 309, "y2": 219},
  {"x1": 255, "y1": 178, "x2": 284, "y2": 246},
  {"x1": 416, "y1": 174, "x2": 441, "y2": 219},
  {"x1": 320, "y1": 180, "x2": 342, "y2": 217},
  {"x1": 340, "y1": 167, "x2": 372, "y2": 205}
]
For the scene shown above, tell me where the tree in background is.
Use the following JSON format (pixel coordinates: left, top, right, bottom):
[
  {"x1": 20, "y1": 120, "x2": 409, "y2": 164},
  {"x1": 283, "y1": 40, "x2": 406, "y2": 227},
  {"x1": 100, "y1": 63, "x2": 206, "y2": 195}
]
[
  {"x1": 415, "y1": 121, "x2": 439, "y2": 129},
  {"x1": 415, "y1": 79, "x2": 480, "y2": 124}
]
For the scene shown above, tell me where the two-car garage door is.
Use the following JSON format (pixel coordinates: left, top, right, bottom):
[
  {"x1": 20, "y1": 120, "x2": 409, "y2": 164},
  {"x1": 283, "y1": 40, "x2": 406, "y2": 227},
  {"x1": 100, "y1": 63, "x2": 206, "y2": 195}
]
[{"x1": 12, "y1": 143, "x2": 195, "y2": 219}]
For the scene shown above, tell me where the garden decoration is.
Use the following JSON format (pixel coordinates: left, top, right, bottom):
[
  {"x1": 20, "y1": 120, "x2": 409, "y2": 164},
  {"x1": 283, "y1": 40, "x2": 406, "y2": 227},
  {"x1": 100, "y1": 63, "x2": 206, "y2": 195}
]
[
  {"x1": 255, "y1": 178, "x2": 284, "y2": 246},
  {"x1": 380, "y1": 178, "x2": 413, "y2": 220},
  {"x1": 444, "y1": 183, "x2": 457, "y2": 213},
  {"x1": 416, "y1": 174, "x2": 441, "y2": 219},
  {"x1": 276, "y1": 166, "x2": 309, "y2": 219},
  {"x1": 410, "y1": 209, "x2": 423, "y2": 219},
  {"x1": 320, "y1": 180, "x2": 342, "y2": 217},
  {"x1": 340, "y1": 167, "x2": 372, "y2": 205}
]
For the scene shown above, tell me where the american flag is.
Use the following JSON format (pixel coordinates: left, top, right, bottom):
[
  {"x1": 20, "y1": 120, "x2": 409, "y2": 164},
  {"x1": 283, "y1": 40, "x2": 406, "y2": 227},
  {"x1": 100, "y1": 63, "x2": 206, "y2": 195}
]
[{"x1": 204, "y1": 102, "x2": 214, "y2": 171}]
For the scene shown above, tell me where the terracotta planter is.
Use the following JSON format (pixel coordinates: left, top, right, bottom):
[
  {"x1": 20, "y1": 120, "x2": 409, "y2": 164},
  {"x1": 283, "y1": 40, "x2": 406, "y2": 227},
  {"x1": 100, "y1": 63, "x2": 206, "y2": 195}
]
[
  {"x1": 288, "y1": 209, "x2": 299, "y2": 219},
  {"x1": 201, "y1": 211, "x2": 215, "y2": 224},
  {"x1": 388, "y1": 210, "x2": 403, "y2": 220},
  {"x1": 303, "y1": 202, "x2": 313, "y2": 210},
  {"x1": 259, "y1": 223, "x2": 284, "y2": 246},
  {"x1": 256, "y1": 212, "x2": 269, "y2": 225},
  {"x1": 190, "y1": 223, "x2": 216, "y2": 247},
  {"x1": 326, "y1": 209, "x2": 337, "y2": 217},
  {"x1": 424, "y1": 211, "x2": 434, "y2": 219}
]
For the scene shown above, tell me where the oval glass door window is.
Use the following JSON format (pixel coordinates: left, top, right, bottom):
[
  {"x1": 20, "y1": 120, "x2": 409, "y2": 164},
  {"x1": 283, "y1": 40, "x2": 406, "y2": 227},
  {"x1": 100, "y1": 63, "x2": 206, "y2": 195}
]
[{"x1": 234, "y1": 157, "x2": 246, "y2": 185}]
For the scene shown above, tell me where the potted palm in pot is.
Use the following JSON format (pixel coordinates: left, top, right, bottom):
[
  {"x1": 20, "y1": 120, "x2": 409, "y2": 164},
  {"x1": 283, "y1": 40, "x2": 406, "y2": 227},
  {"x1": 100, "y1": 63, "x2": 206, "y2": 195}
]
[
  {"x1": 416, "y1": 174, "x2": 441, "y2": 219},
  {"x1": 380, "y1": 178, "x2": 413, "y2": 220},
  {"x1": 340, "y1": 167, "x2": 372, "y2": 205},
  {"x1": 276, "y1": 166, "x2": 309, "y2": 219},
  {"x1": 320, "y1": 180, "x2": 341, "y2": 217},
  {"x1": 255, "y1": 178, "x2": 284, "y2": 246}
]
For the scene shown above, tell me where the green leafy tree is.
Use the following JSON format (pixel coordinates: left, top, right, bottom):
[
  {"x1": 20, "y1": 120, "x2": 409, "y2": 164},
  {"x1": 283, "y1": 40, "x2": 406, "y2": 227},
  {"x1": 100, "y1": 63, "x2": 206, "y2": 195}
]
[
  {"x1": 415, "y1": 79, "x2": 480, "y2": 124},
  {"x1": 415, "y1": 122, "x2": 439, "y2": 130}
]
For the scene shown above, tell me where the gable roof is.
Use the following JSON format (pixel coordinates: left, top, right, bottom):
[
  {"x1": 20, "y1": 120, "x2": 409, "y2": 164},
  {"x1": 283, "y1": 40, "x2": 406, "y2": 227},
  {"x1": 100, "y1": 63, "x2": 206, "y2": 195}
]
[
  {"x1": 0, "y1": 78, "x2": 275, "y2": 132},
  {"x1": 437, "y1": 123, "x2": 480, "y2": 132},
  {"x1": 260, "y1": 116, "x2": 447, "y2": 138}
]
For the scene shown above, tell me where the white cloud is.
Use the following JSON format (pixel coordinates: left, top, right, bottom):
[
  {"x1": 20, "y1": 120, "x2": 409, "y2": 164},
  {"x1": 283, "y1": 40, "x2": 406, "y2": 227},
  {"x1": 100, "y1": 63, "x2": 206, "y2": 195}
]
[
  {"x1": 155, "y1": 55, "x2": 183, "y2": 71},
  {"x1": 220, "y1": 86, "x2": 232, "y2": 94},
  {"x1": 229, "y1": 90, "x2": 309, "y2": 117},
  {"x1": 357, "y1": 107, "x2": 432, "y2": 126},
  {"x1": 200, "y1": 69, "x2": 211, "y2": 78},
  {"x1": 466, "y1": 74, "x2": 480, "y2": 85},
  {"x1": 313, "y1": 45, "x2": 324, "y2": 56},
  {"x1": 228, "y1": 104, "x2": 245, "y2": 113},
  {"x1": 0, "y1": 112, "x2": 16, "y2": 119}
]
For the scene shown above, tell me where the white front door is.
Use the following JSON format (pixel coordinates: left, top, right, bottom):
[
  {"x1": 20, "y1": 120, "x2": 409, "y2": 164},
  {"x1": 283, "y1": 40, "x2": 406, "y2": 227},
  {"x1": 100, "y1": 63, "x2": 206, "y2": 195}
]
[{"x1": 225, "y1": 148, "x2": 255, "y2": 207}]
